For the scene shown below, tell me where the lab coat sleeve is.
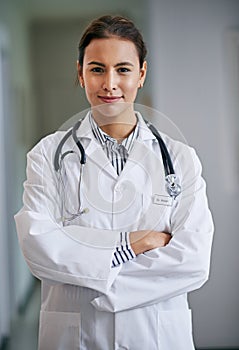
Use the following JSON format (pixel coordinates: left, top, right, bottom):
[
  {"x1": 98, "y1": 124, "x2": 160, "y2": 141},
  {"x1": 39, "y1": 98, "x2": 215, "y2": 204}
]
[
  {"x1": 14, "y1": 136, "x2": 121, "y2": 294},
  {"x1": 91, "y1": 147, "x2": 214, "y2": 312}
]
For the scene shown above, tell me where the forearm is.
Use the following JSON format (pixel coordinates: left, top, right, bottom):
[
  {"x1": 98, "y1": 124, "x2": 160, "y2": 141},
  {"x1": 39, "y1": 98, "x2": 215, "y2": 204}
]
[
  {"x1": 130, "y1": 230, "x2": 172, "y2": 255},
  {"x1": 15, "y1": 208, "x2": 121, "y2": 293},
  {"x1": 92, "y1": 222, "x2": 213, "y2": 312},
  {"x1": 111, "y1": 232, "x2": 136, "y2": 267}
]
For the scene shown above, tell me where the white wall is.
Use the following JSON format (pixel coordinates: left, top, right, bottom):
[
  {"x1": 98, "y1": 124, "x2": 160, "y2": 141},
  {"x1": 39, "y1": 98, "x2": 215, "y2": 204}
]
[
  {"x1": 0, "y1": 24, "x2": 11, "y2": 345},
  {"x1": 149, "y1": 0, "x2": 239, "y2": 347},
  {"x1": 0, "y1": 1, "x2": 34, "y2": 344}
]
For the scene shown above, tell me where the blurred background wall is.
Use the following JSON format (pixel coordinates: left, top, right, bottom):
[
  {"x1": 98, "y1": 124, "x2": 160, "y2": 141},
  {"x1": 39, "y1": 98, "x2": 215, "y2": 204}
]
[{"x1": 0, "y1": 0, "x2": 238, "y2": 348}]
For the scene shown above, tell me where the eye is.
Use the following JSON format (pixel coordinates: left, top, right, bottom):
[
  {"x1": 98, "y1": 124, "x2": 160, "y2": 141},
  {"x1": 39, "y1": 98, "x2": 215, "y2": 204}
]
[
  {"x1": 91, "y1": 67, "x2": 104, "y2": 73},
  {"x1": 117, "y1": 67, "x2": 131, "y2": 73}
]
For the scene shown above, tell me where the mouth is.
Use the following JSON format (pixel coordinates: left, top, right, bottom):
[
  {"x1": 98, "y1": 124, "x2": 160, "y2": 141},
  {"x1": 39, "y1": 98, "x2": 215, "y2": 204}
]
[{"x1": 98, "y1": 96, "x2": 123, "y2": 104}]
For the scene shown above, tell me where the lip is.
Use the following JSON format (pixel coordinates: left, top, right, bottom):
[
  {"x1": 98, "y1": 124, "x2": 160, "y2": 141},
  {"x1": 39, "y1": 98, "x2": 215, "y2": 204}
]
[{"x1": 98, "y1": 96, "x2": 123, "y2": 103}]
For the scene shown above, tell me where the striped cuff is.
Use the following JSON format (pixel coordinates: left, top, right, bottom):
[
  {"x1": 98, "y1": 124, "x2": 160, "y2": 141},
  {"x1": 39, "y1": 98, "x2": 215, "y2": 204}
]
[{"x1": 111, "y1": 232, "x2": 136, "y2": 268}]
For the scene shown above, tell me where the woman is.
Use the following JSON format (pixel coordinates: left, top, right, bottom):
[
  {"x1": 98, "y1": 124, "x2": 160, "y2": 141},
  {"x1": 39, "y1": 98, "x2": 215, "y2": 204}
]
[{"x1": 15, "y1": 15, "x2": 214, "y2": 350}]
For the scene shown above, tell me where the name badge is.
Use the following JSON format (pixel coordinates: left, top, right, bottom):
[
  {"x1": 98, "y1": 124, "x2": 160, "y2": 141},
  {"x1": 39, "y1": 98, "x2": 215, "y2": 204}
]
[{"x1": 152, "y1": 194, "x2": 173, "y2": 207}]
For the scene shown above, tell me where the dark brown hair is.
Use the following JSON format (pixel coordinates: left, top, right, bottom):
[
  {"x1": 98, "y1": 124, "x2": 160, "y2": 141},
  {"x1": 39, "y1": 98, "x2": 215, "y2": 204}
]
[{"x1": 78, "y1": 15, "x2": 147, "y2": 68}]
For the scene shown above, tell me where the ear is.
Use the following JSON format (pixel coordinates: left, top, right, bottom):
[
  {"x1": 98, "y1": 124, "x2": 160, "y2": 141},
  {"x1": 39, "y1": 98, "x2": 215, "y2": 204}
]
[
  {"x1": 77, "y1": 60, "x2": 85, "y2": 87},
  {"x1": 138, "y1": 60, "x2": 147, "y2": 89}
]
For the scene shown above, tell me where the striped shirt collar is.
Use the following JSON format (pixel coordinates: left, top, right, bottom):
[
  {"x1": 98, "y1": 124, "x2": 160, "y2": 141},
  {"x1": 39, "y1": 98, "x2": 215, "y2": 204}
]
[{"x1": 89, "y1": 114, "x2": 139, "y2": 153}]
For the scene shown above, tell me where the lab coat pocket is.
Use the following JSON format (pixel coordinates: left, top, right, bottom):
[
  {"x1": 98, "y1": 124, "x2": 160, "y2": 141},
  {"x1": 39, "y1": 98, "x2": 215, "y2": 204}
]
[
  {"x1": 157, "y1": 309, "x2": 195, "y2": 350},
  {"x1": 38, "y1": 310, "x2": 81, "y2": 350}
]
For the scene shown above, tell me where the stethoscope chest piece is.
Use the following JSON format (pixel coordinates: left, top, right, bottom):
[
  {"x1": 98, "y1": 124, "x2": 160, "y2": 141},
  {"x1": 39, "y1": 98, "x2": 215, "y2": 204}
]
[
  {"x1": 165, "y1": 174, "x2": 181, "y2": 198},
  {"x1": 146, "y1": 121, "x2": 181, "y2": 199}
]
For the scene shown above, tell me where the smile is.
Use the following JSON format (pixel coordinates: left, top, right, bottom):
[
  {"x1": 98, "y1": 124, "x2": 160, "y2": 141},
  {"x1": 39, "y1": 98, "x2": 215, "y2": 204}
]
[{"x1": 98, "y1": 96, "x2": 123, "y2": 103}]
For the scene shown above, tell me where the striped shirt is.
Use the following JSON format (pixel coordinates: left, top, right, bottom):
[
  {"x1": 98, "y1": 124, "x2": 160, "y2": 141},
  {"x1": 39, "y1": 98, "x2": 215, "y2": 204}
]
[{"x1": 90, "y1": 115, "x2": 137, "y2": 267}]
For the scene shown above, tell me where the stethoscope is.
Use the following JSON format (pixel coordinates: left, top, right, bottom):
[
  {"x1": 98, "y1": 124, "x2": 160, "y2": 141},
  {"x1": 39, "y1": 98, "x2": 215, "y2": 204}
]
[{"x1": 54, "y1": 117, "x2": 181, "y2": 222}]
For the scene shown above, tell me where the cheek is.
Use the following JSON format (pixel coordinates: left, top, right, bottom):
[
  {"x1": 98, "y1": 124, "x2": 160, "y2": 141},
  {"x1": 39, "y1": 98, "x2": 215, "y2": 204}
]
[
  {"x1": 83, "y1": 70, "x2": 99, "y2": 90},
  {"x1": 84, "y1": 80, "x2": 100, "y2": 100},
  {"x1": 85, "y1": 78, "x2": 98, "y2": 91},
  {"x1": 124, "y1": 79, "x2": 140, "y2": 95}
]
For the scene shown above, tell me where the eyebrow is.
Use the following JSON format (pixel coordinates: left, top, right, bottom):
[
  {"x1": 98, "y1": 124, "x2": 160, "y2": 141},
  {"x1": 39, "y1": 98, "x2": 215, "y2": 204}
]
[{"x1": 87, "y1": 61, "x2": 134, "y2": 67}]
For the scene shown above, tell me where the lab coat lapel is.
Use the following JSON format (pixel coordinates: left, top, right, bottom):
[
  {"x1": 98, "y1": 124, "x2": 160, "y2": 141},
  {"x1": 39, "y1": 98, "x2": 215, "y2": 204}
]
[
  {"x1": 86, "y1": 143, "x2": 118, "y2": 180},
  {"x1": 75, "y1": 111, "x2": 156, "y2": 180},
  {"x1": 76, "y1": 115, "x2": 118, "y2": 180},
  {"x1": 119, "y1": 113, "x2": 157, "y2": 178},
  {"x1": 121, "y1": 139, "x2": 152, "y2": 177}
]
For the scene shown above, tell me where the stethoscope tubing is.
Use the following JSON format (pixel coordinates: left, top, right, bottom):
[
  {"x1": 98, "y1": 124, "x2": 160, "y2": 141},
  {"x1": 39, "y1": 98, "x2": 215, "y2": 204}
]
[
  {"x1": 54, "y1": 128, "x2": 74, "y2": 172},
  {"x1": 72, "y1": 120, "x2": 86, "y2": 165},
  {"x1": 54, "y1": 117, "x2": 181, "y2": 216},
  {"x1": 145, "y1": 122, "x2": 174, "y2": 177}
]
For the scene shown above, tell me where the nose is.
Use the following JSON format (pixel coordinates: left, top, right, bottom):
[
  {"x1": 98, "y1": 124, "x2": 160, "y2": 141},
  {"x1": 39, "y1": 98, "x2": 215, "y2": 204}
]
[{"x1": 102, "y1": 70, "x2": 118, "y2": 92}]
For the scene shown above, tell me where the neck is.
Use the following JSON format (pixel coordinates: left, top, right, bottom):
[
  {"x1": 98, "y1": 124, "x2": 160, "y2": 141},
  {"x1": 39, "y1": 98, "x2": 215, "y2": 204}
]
[
  {"x1": 91, "y1": 104, "x2": 137, "y2": 141},
  {"x1": 101, "y1": 122, "x2": 136, "y2": 142}
]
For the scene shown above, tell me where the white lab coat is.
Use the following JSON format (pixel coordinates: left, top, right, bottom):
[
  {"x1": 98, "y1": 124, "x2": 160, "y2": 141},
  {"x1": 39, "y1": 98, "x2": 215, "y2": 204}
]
[{"x1": 15, "y1": 113, "x2": 214, "y2": 350}]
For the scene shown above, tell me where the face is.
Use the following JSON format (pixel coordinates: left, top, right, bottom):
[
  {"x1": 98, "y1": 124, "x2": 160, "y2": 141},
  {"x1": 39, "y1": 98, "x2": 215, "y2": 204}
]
[{"x1": 78, "y1": 37, "x2": 147, "y2": 121}]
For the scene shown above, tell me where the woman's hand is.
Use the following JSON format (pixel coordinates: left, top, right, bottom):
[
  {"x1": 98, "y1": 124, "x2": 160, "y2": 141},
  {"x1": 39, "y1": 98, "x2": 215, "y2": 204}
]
[{"x1": 129, "y1": 230, "x2": 172, "y2": 255}]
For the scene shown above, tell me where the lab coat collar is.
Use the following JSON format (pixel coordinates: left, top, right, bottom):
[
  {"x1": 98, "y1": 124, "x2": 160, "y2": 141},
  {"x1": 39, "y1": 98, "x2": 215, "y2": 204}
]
[
  {"x1": 75, "y1": 112, "x2": 117, "y2": 179},
  {"x1": 76, "y1": 110, "x2": 157, "y2": 143},
  {"x1": 74, "y1": 110, "x2": 157, "y2": 180},
  {"x1": 75, "y1": 111, "x2": 93, "y2": 140},
  {"x1": 135, "y1": 112, "x2": 157, "y2": 142}
]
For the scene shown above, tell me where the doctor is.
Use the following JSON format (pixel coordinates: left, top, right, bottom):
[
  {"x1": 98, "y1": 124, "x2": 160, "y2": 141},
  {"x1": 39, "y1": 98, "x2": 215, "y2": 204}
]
[{"x1": 15, "y1": 15, "x2": 214, "y2": 350}]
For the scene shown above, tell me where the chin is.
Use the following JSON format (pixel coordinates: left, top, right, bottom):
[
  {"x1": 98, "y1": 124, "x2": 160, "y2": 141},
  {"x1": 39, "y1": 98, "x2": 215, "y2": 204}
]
[{"x1": 92, "y1": 101, "x2": 134, "y2": 124}]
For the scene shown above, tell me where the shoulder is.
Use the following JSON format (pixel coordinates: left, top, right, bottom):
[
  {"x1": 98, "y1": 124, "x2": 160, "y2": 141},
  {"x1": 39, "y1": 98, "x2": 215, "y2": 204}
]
[
  {"x1": 162, "y1": 131, "x2": 200, "y2": 162},
  {"x1": 137, "y1": 113, "x2": 202, "y2": 177},
  {"x1": 28, "y1": 130, "x2": 70, "y2": 156},
  {"x1": 138, "y1": 113, "x2": 200, "y2": 167},
  {"x1": 25, "y1": 130, "x2": 72, "y2": 173},
  {"x1": 160, "y1": 132, "x2": 203, "y2": 181}
]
